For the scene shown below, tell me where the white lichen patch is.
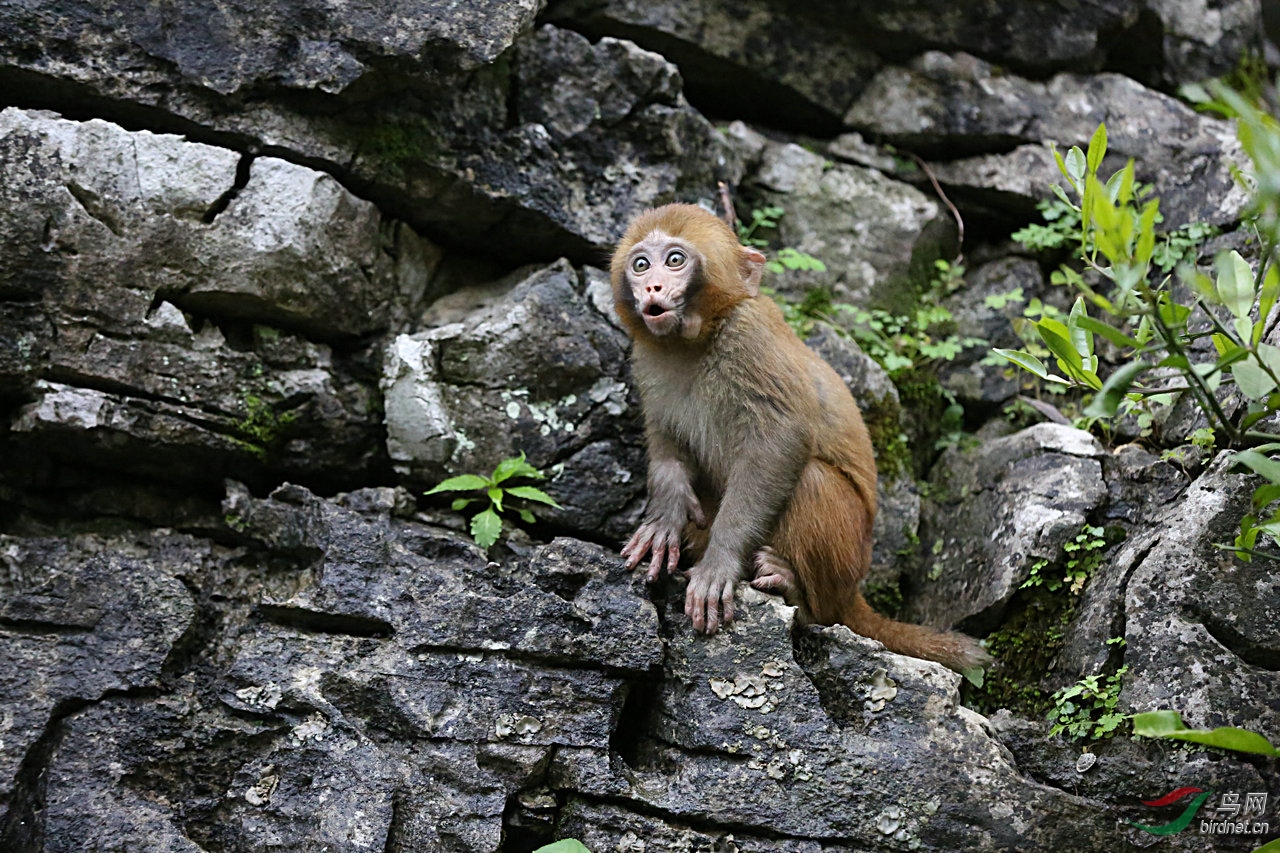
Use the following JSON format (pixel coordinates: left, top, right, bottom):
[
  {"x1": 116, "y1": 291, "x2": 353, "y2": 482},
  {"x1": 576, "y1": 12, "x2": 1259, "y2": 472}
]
[
  {"x1": 876, "y1": 805, "x2": 905, "y2": 835},
  {"x1": 865, "y1": 667, "x2": 899, "y2": 712},
  {"x1": 500, "y1": 388, "x2": 580, "y2": 436},
  {"x1": 709, "y1": 660, "x2": 790, "y2": 713},
  {"x1": 243, "y1": 765, "x2": 279, "y2": 807},
  {"x1": 289, "y1": 714, "x2": 329, "y2": 744},
  {"x1": 495, "y1": 713, "x2": 543, "y2": 740},
  {"x1": 234, "y1": 683, "x2": 282, "y2": 710},
  {"x1": 586, "y1": 377, "x2": 628, "y2": 415}
]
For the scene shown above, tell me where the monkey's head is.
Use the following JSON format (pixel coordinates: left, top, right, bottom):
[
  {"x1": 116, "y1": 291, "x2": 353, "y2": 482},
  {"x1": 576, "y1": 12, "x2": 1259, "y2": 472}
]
[{"x1": 611, "y1": 203, "x2": 766, "y2": 342}]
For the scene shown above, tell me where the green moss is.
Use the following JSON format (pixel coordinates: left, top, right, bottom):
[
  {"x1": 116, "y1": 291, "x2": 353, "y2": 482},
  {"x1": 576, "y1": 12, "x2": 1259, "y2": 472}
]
[
  {"x1": 965, "y1": 527, "x2": 1123, "y2": 717},
  {"x1": 863, "y1": 577, "x2": 904, "y2": 620},
  {"x1": 232, "y1": 394, "x2": 298, "y2": 458},
  {"x1": 963, "y1": 586, "x2": 1070, "y2": 717},
  {"x1": 352, "y1": 118, "x2": 445, "y2": 180},
  {"x1": 862, "y1": 393, "x2": 909, "y2": 479}
]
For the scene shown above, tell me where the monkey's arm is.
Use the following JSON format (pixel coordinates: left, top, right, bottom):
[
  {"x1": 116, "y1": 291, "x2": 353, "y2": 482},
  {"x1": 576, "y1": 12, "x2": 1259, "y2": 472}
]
[
  {"x1": 685, "y1": 420, "x2": 808, "y2": 633},
  {"x1": 622, "y1": 429, "x2": 706, "y2": 581}
]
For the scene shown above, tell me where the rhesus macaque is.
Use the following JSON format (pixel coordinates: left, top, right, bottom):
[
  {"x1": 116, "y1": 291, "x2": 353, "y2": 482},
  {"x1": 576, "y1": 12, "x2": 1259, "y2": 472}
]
[{"x1": 612, "y1": 203, "x2": 987, "y2": 673}]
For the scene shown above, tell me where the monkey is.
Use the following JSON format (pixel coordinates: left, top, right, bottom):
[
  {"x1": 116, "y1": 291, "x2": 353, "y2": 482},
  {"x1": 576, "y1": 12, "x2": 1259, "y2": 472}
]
[{"x1": 611, "y1": 202, "x2": 988, "y2": 674}]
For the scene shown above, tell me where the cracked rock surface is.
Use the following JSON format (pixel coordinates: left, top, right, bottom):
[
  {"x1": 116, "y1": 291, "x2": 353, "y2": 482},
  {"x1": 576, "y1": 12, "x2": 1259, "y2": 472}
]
[{"x1": 1, "y1": 2, "x2": 1276, "y2": 851}]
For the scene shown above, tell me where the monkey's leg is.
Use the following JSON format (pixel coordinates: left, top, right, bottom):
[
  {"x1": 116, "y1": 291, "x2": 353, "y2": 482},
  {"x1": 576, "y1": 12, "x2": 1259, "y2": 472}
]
[
  {"x1": 773, "y1": 460, "x2": 989, "y2": 672},
  {"x1": 750, "y1": 547, "x2": 814, "y2": 624},
  {"x1": 770, "y1": 460, "x2": 870, "y2": 626}
]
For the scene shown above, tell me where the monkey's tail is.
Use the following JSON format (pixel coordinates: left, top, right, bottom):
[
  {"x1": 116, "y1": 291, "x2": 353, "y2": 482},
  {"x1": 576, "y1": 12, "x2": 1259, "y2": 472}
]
[{"x1": 843, "y1": 592, "x2": 990, "y2": 674}]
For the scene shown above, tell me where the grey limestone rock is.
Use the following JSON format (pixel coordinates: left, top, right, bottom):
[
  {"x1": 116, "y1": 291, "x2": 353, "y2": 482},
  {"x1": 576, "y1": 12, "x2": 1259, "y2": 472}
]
[{"x1": 907, "y1": 423, "x2": 1109, "y2": 630}]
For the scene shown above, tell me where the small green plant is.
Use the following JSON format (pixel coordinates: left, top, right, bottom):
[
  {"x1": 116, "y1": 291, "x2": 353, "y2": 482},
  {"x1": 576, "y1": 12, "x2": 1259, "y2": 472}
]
[
  {"x1": 1021, "y1": 525, "x2": 1110, "y2": 594},
  {"x1": 736, "y1": 205, "x2": 827, "y2": 274},
  {"x1": 426, "y1": 453, "x2": 560, "y2": 548},
  {"x1": 1048, "y1": 660, "x2": 1129, "y2": 740}
]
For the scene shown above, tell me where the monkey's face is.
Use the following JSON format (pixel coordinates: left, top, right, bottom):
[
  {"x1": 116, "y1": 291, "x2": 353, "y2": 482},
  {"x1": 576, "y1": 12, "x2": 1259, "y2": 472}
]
[{"x1": 619, "y1": 231, "x2": 703, "y2": 339}]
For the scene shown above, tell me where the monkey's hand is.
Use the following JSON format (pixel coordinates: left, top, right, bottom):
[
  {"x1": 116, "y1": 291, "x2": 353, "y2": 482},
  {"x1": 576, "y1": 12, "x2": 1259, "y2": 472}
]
[
  {"x1": 621, "y1": 484, "x2": 707, "y2": 582},
  {"x1": 685, "y1": 549, "x2": 739, "y2": 634}
]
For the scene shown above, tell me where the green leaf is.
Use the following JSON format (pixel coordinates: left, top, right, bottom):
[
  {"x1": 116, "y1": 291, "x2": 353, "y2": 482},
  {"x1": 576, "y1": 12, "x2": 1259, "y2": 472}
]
[
  {"x1": 451, "y1": 497, "x2": 475, "y2": 512},
  {"x1": 1083, "y1": 361, "x2": 1149, "y2": 419},
  {"x1": 992, "y1": 349, "x2": 1049, "y2": 379},
  {"x1": 1216, "y1": 250, "x2": 1256, "y2": 324},
  {"x1": 1230, "y1": 450, "x2": 1280, "y2": 484},
  {"x1": 426, "y1": 474, "x2": 490, "y2": 495},
  {"x1": 506, "y1": 485, "x2": 563, "y2": 508},
  {"x1": 1086, "y1": 123, "x2": 1108, "y2": 176},
  {"x1": 962, "y1": 666, "x2": 985, "y2": 688},
  {"x1": 1131, "y1": 711, "x2": 1279, "y2": 756},
  {"x1": 470, "y1": 508, "x2": 503, "y2": 549},
  {"x1": 492, "y1": 452, "x2": 542, "y2": 484},
  {"x1": 1259, "y1": 264, "x2": 1280, "y2": 346},
  {"x1": 1252, "y1": 483, "x2": 1280, "y2": 509},
  {"x1": 1075, "y1": 314, "x2": 1141, "y2": 349},
  {"x1": 516, "y1": 508, "x2": 536, "y2": 524},
  {"x1": 1052, "y1": 145, "x2": 1074, "y2": 189},
  {"x1": 488, "y1": 487, "x2": 504, "y2": 512},
  {"x1": 1138, "y1": 202, "x2": 1160, "y2": 268},
  {"x1": 1067, "y1": 297, "x2": 1095, "y2": 362},
  {"x1": 1250, "y1": 839, "x2": 1280, "y2": 853},
  {"x1": 1065, "y1": 146, "x2": 1086, "y2": 189},
  {"x1": 1233, "y1": 360, "x2": 1277, "y2": 399},
  {"x1": 1037, "y1": 318, "x2": 1083, "y2": 371},
  {"x1": 533, "y1": 842, "x2": 592, "y2": 853}
]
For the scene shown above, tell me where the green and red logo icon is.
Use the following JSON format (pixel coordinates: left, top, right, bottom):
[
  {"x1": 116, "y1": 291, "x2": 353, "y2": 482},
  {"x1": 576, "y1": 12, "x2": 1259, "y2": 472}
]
[{"x1": 1129, "y1": 787, "x2": 1213, "y2": 835}]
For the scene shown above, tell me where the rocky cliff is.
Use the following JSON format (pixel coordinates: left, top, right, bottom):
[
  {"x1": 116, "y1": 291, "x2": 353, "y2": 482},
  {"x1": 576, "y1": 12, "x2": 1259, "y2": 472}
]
[{"x1": 0, "y1": 2, "x2": 1276, "y2": 851}]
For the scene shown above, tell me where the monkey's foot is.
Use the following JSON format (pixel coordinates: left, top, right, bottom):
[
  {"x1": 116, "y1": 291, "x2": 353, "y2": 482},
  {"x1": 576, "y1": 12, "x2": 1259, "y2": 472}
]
[
  {"x1": 749, "y1": 547, "x2": 814, "y2": 624},
  {"x1": 750, "y1": 546, "x2": 798, "y2": 598}
]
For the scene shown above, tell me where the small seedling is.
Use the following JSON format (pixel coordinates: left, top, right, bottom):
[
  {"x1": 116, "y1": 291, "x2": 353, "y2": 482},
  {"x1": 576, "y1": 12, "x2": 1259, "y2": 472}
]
[{"x1": 426, "y1": 453, "x2": 561, "y2": 548}]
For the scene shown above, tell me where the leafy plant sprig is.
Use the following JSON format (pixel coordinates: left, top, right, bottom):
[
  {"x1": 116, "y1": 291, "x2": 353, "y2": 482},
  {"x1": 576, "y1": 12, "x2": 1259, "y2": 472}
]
[
  {"x1": 426, "y1": 453, "x2": 561, "y2": 548},
  {"x1": 993, "y1": 106, "x2": 1280, "y2": 557},
  {"x1": 736, "y1": 205, "x2": 827, "y2": 274},
  {"x1": 1048, "y1": 661, "x2": 1129, "y2": 740}
]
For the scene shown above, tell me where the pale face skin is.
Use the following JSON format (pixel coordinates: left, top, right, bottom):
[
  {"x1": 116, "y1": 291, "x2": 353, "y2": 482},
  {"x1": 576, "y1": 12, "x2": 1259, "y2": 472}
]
[{"x1": 621, "y1": 231, "x2": 705, "y2": 340}]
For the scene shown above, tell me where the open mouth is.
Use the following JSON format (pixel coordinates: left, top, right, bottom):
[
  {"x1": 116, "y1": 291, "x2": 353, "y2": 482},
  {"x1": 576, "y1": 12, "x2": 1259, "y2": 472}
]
[{"x1": 645, "y1": 304, "x2": 669, "y2": 318}]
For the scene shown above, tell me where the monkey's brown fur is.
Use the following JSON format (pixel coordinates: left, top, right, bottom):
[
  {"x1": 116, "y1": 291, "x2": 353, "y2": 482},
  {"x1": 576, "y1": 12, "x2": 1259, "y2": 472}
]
[{"x1": 612, "y1": 203, "x2": 987, "y2": 673}]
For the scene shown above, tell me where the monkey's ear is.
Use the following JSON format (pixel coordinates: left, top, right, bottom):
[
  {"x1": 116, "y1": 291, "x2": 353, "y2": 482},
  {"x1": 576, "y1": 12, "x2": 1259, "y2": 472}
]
[{"x1": 739, "y1": 247, "x2": 766, "y2": 297}]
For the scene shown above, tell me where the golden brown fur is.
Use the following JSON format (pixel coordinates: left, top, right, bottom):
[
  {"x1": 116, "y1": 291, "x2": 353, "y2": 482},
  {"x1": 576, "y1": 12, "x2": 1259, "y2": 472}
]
[{"x1": 613, "y1": 203, "x2": 986, "y2": 673}]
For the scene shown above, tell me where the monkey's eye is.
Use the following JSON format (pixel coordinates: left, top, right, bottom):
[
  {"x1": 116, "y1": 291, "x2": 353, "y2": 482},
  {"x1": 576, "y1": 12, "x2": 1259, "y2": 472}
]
[
  {"x1": 665, "y1": 250, "x2": 686, "y2": 268},
  {"x1": 632, "y1": 256, "x2": 650, "y2": 274}
]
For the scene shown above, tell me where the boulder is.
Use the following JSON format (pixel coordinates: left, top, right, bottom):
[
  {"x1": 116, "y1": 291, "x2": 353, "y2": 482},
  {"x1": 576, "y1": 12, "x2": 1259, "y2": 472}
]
[
  {"x1": 846, "y1": 52, "x2": 1250, "y2": 228},
  {"x1": 742, "y1": 140, "x2": 957, "y2": 312},
  {"x1": 383, "y1": 259, "x2": 645, "y2": 540},
  {"x1": 906, "y1": 423, "x2": 1108, "y2": 630},
  {"x1": 0, "y1": 532, "x2": 199, "y2": 828},
  {"x1": 0, "y1": 10, "x2": 737, "y2": 258},
  {"x1": 0, "y1": 107, "x2": 430, "y2": 492}
]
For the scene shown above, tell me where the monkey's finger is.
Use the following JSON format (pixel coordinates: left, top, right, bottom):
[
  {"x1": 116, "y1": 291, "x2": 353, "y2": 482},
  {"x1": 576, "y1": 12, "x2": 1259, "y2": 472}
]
[
  {"x1": 646, "y1": 530, "x2": 670, "y2": 581},
  {"x1": 685, "y1": 584, "x2": 706, "y2": 633},
  {"x1": 705, "y1": 592, "x2": 725, "y2": 635},
  {"x1": 623, "y1": 528, "x2": 653, "y2": 570},
  {"x1": 720, "y1": 582, "x2": 735, "y2": 627},
  {"x1": 664, "y1": 541, "x2": 680, "y2": 575}
]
